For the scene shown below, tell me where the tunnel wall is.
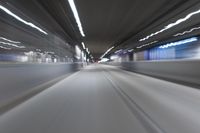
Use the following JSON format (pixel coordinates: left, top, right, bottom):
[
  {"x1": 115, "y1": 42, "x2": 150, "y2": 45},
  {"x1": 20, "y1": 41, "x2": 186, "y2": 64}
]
[
  {"x1": 0, "y1": 63, "x2": 83, "y2": 107},
  {"x1": 106, "y1": 60, "x2": 200, "y2": 86}
]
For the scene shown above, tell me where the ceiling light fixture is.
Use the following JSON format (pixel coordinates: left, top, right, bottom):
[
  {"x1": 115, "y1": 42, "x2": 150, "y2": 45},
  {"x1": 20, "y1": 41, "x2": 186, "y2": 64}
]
[
  {"x1": 100, "y1": 46, "x2": 114, "y2": 59},
  {"x1": 139, "y1": 9, "x2": 200, "y2": 42},
  {"x1": 159, "y1": 37, "x2": 198, "y2": 49},
  {"x1": 174, "y1": 26, "x2": 200, "y2": 37},
  {"x1": 86, "y1": 48, "x2": 90, "y2": 54},
  {"x1": 81, "y1": 42, "x2": 86, "y2": 49},
  {"x1": 115, "y1": 49, "x2": 122, "y2": 54},
  {"x1": 0, "y1": 37, "x2": 20, "y2": 43},
  {"x1": 0, "y1": 5, "x2": 47, "y2": 35},
  {"x1": 0, "y1": 45, "x2": 11, "y2": 50},
  {"x1": 86, "y1": 48, "x2": 89, "y2": 53},
  {"x1": 128, "y1": 49, "x2": 134, "y2": 52},
  {"x1": 68, "y1": 0, "x2": 85, "y2": 37},
  {"x1": 0, "y1": 41, "x2": 25, "y2": 48},
  {"x1": 99, "y1": 58, "x2": 109, "y2": 63},
  {"x1": 137, "y1": 41, "x2": 158, "y2": 49}
]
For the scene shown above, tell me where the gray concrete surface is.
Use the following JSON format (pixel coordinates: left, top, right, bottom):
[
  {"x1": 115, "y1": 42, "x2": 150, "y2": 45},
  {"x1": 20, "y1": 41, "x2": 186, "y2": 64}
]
[
  {"x1": 0, "y1": 64, "x2": 200, "y2": 133},
  {"x1": 0, "y1": 63, "x2": 82, "y2": 107},
  {"x1": 106, "y1": 60, "x2": 200, "y2": 87}
]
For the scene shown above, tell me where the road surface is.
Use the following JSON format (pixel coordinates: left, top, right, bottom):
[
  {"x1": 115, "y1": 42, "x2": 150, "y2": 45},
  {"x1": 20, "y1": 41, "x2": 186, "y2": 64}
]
[{"x1": 0, "y1": 64, "x2": 200, "y2": 133}]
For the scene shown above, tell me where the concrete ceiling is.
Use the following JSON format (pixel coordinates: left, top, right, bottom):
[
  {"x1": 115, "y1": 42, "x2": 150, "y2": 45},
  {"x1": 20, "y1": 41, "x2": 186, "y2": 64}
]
[
  {"x1": 39, "y1": 0, "x2": 200, "y2": 58},
  {"x1": 1, "y1": 0, "x2": 200, "y2": 58}
]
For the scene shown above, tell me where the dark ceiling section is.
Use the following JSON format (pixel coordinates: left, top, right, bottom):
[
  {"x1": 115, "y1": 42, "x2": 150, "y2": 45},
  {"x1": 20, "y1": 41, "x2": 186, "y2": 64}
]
[
  {"x1": 37, "y1": 0, "x2": 82, "y2": 43},
  {"x1": 122, "y1": 0, "x2": 200, "y2": 50},
  {"x1": 1, "y1": 0, "x2": 69, "y2": 40},
  {"x1": 0, "y1": 0, "x2": 75, "y2": 57},
  {"x1": 1, "y1": 0, "x2": 200, "y2": 59},
  {"x1": 75, "y1": 0, "x2": 197, "y2": 57},
  {"x1": 77, "y1": 0, "x2": 169, "y2": 53}
]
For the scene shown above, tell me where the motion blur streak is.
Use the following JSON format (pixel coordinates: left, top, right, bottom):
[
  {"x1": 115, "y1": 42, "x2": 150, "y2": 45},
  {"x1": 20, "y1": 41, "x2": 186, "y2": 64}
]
[
  {"x1": 0, "y1": 37, "x2": 20, "y2": 44},
  {"x1": 0, "y1": 45, "x2": 11, "y2": 50},
  {"x1": 0, "y1": 5, "x2": 48, "y2": 35},
  {"x1": 0, "y1": 41, "x2": 25, "y2": 48},
  {"x1": 140, "y1": 9, "x2": 200, "y2": 42},
  {"x1": 68, "y1": 0, "x2": 85, "y2": 37},
  {"x1": 101, "y1": 46, "x2": 115, "y2": 59},
  {"x1": 137, "y1": 41, "x2": 158, "y2": 49},
  {"x1": 159, "y1": 37, "x2": 198, "y2": 49},
  {"x1": 174, "y1": 26, "x2": 200, "y2": 37},
  {"x1": 81, "y1": 42, "x2": 86, "y2": 49}
]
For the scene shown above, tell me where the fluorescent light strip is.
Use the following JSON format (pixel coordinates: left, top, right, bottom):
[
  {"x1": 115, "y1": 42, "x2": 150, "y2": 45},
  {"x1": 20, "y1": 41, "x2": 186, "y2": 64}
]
[
  {"x1": 0, "y1": 41, "x2": 25, "y2": 48},
  {"x1": 81, "y1": 42, "x2": 86, "y2": 49},
  {"x1": 100, "y1": 46, "x2": 114, "y2": 59},
  {"x1": 128, "y1": 49, "x2": 134, "y2": 52},
  {"x1": 159, "y1": 37, "x2": 198, "y2": 49},
  {"x1": 115, "y1": 49, "x2": 122, "y2": 54},
  {"x1": 86, "y1": 48, "x2": 89, "y2": 53},
  {"x1": 0, "y1": 5, "x2": 47, "y2": 35},
  {"x1": 0, "y1": 37, "x2": 20, "y2": 43},
  {"x1": 36, "y1": 49, "x2": 41, "y2": 52},
  {"x1": 174, "y1": 26, "x2": 200, "y2": 37},
  {"x1": 140, "y1": 9, "x2": 200, "y2": 42},
  {"x1": 137, "y1": 41, "x2": 158, "y2": 49},
  {"x1": 86, "y1": 48, "x2": 90, "y2": 55},
  {"x1": 0, "y1": 45, "x2": 11, "y2": 50},
  {"x1": 99, "y1": 58, "x2": 109, "y2": 62},
  {"x1": 68, "y1": 0, "x2": 85, "y2": 37}
]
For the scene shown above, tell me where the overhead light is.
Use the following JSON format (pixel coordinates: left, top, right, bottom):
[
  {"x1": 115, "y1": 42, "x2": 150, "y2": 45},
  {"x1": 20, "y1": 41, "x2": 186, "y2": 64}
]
[
  {"x1": 0, "y1": 41, "x2": 25, "y2": 48},
  {"x1": 115, "y1": 49, "x2": 122, "y2": 54},
  {"x1": 68, "y1": 0, "x2": 85, "y2": 37},
  {"x1": 174, "y1": 26, "x2": 200, "y2": 37},
  {"x1": 98, "y1": 58, "x2": 109, "y2": 63},
  {"x1": 0, "y1": 45, "x2": 11, "y2": 50},
  {"x1": 86, "y1": 48, "x2": 89, "y2": 53},
  {"x1": 137, "y1": 41, "x2": 158, "y2": 49},
  {"x1": 85, "y1": 48, "x2": 91, "y2": 55},
  {"x1": 0, "y1": 5, "x2": 47, "y2": 35},
  {"x1": 81, "y1": 42, "x2": 86, "y2": 49},
  {"x1": 36, "y1": 49, "x2": 41, "y2": 52},
  {"x1": 159, "y1": 37, "x2": 198, "y2": 49},
  {"x1": 139, "y1": 9, "x2": 200, "y2": 42},
  {"x1": 110, "y1": 55, "x2": 119, "y2": 60},
  {"x1": 128, "y1": 49, "x2": 134, "y2": 52},
  {"x1": 100, "y1": 46, "x2": 114, "y2": 59},
  {"x1": 0, "y1": 37, "x2": 20, "y2": 43},
  {"x1": 47, "y1": 51, "x2": 55, "y2": 55}
]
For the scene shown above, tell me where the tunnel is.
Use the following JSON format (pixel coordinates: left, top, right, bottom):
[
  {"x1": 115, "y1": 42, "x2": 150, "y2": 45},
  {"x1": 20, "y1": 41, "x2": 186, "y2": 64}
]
[{"x1": 0, "y1": 0, "x2": 200, "y2": 133}]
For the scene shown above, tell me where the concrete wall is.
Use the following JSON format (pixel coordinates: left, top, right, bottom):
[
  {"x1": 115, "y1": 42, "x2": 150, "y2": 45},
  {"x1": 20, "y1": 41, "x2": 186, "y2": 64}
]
[
  {"x1": 0, "y1": 63, "x2": 83, "y2": 107},
  {"x1": 106, "y1": 60, "x2": 200, "y2": 87}
]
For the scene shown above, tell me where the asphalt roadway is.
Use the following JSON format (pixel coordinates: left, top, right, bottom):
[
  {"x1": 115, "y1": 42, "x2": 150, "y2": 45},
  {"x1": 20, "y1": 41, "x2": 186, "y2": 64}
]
[{"x1": 0, "y1": 64, "x2": 200, "y2": 133}]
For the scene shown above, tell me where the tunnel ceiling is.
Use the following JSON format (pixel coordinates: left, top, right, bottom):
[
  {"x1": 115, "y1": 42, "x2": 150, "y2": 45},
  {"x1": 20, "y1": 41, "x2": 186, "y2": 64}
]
[{"x1": 1, "y1": 0, "x2": 200, "y2": 58}]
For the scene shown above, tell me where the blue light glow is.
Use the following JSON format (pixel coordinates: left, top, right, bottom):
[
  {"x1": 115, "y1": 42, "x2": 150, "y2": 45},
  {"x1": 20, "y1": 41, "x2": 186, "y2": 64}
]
[{"x1": 159, "y1": 37, "x2": 198, "y2": 49}]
